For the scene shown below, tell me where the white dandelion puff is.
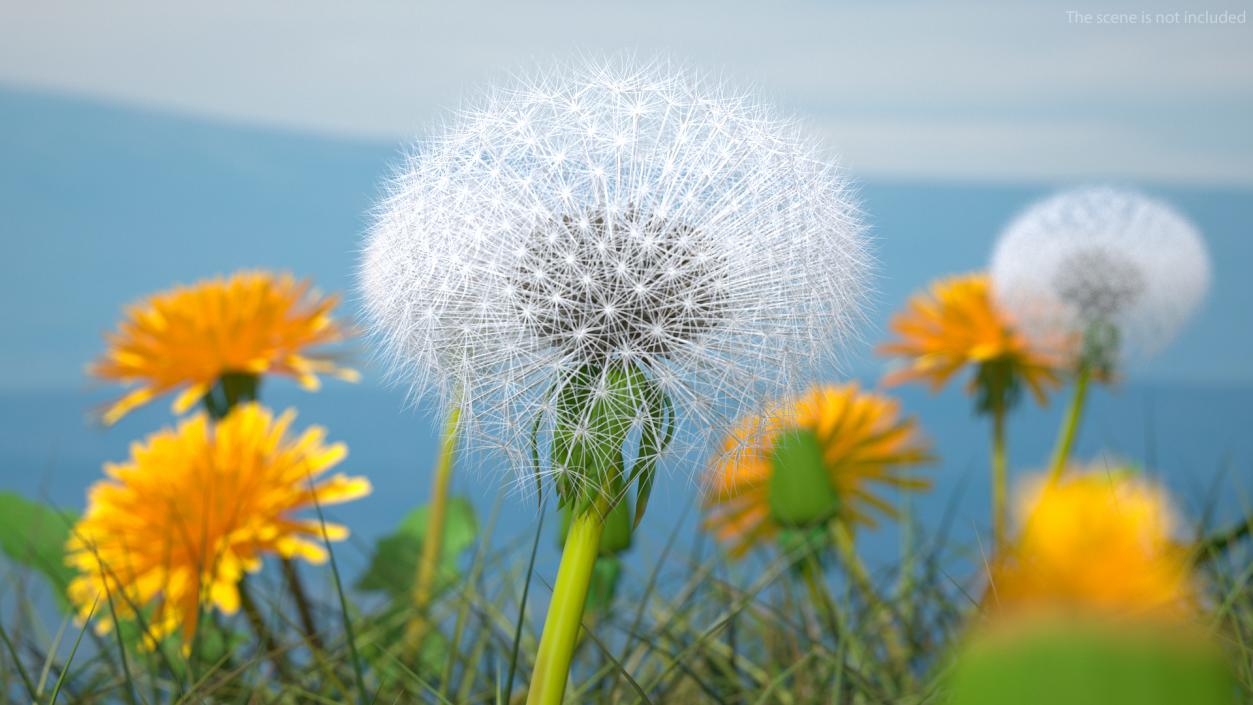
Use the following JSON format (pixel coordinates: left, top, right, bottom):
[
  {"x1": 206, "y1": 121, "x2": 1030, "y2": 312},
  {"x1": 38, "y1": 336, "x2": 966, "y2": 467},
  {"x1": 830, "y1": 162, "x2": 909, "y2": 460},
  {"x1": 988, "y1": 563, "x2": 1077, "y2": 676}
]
[
  {"x1": 359, "y1": 58, "x2": 869, "y2": 507},
  {"x1": 990, "y1": 187, "x2": 1210, "y2": 370}
]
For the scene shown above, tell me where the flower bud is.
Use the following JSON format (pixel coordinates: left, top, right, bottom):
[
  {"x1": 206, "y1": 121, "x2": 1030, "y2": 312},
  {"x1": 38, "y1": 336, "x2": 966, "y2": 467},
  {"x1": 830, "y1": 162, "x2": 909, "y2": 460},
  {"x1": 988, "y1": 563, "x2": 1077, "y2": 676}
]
[
  {"x1": 946, "y1": 621, "x2": 1235, "y2": 705},
  {"x1": 767, "y1": 428, "x2": 839, "y2": 528}
]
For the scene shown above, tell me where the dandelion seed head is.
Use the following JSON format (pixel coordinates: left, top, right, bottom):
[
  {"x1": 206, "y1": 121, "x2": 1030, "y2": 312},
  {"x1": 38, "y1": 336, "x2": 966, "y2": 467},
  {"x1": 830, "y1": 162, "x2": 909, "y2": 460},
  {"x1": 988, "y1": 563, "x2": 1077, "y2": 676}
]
[
  {"x1": 360, "y1": 57, "x2": 868, "y2": 491},
  {"x1": 990, "y1": 187, "x2": 1210, "y2": 363}
]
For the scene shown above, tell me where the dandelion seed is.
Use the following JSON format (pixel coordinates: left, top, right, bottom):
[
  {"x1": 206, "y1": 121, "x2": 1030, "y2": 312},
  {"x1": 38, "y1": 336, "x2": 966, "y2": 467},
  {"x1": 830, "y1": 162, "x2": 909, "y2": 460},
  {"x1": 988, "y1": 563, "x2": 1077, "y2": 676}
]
[
  {"x1": 360, "y1": 58, "x2": 868, "y2": 493},
  {"x1": 360, "y1": 58, "x2": 868, "y2": 704}
]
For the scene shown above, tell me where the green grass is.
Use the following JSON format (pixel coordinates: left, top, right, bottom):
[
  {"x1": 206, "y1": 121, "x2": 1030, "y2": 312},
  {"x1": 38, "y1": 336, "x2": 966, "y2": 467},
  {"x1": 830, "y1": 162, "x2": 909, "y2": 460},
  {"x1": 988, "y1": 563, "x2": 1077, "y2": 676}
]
[{"x1": 2, "y1": 497, "x2": 1250, "y2": 704}]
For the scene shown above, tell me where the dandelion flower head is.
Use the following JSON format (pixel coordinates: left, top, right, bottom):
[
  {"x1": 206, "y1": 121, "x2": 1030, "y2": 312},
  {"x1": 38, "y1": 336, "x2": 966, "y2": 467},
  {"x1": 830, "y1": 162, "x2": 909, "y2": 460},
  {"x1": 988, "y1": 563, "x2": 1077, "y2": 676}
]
[
  {"x1": 704, "y1": 383, "x2": 932, "y2": 558},
  {"x1": 990, "y1": 468, "x2": 1195, "y2": 620},
  {"x1": 879, "y1": 273, "x2": 1062, "y2": 411},
  {"x1": 90, "y1": 271, "x2": 359, "y2": 425},
  {"x1": 66, "y1": 404, "x2": 371, "y2": 648}
]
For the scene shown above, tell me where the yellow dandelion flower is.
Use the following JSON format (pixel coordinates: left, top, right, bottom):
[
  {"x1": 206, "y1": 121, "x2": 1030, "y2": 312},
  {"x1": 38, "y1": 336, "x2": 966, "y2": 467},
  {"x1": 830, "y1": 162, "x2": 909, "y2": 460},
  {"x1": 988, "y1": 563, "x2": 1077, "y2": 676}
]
[
  {"x1": 65, "y1": 403, "x2": 371, "y2": 648},
  {"x1": 990, "y1": 469, "x2": 1195, "y2": 619},
  {"x1": 704, "y1": 383, "x2": 934, "y2": 558},
  {"x1": 879, "y1": 273, "x2": 1062, "y2": 409},
  {"x1": 90, "y1": 271, "x2": 359, "y2": 425}
]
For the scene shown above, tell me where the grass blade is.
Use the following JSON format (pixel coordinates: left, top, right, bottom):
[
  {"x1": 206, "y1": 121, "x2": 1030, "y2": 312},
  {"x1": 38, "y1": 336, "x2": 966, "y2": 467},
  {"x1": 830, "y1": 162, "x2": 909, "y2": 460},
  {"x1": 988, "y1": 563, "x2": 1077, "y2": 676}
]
[
  {"x1": 48, "y1": 597, "x2": 97, "y2": 705},
  {"x1": 310, "y1": 483, "x2": 370, "y2": 705},
  {"x1": 0, "y1": 619, "x2": 38, "y2": 702},
  {"x1": 505, "y1": 498, "x2": 546, "y2": 701}
]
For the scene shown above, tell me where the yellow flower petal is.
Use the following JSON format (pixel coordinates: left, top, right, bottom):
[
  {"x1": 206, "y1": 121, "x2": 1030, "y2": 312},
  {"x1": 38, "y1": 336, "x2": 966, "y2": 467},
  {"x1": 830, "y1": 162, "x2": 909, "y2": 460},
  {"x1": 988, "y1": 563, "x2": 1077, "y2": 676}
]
[
  {"x1": 705, "y1": 383, "x2": 933, "y2": 558},
  {"x1": 65, "y1": 403, "x2": 368, "y2": 647},
  {"x1": 89, "y1": 271, "x2": 357, "y2": 422}
]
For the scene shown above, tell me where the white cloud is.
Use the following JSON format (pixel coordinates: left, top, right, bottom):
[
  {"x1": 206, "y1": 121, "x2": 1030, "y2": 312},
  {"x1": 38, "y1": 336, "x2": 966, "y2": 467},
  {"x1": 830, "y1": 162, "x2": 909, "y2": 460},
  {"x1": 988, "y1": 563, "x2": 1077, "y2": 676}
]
[{"x1": 2, "y1": 0, "x2": 1251, "y2": 184}]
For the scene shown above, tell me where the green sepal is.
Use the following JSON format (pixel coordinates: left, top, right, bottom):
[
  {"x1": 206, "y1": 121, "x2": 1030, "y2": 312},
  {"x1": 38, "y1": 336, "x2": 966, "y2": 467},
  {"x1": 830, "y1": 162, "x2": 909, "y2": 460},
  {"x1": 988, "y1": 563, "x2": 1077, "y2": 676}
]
[
  {"x1": 201, "y1": 372, "x2": 261, "y2": 420},
  {"x1": 1081, "y1": 319, "x2": 1121, "y2": 380},
  {"x1": 558, "y1": 494, "x2": 633, "y2": 556},
  {"x1": 630, "y1": 389, "x2": 673, "y2": 529},
  {"x1": 584, "y1": 556, "x2": 623, "y2": 614},
  {"x1": 551, "y1": 364, "x2": 634, "y2": 508},
  {"x1": 778, "y1": 525, "x2": 831, "y2": 572},
  {"x1": 974, "y1": 357, "x2": 1022, "y2": 416},
  {"x1": 767, "y1": 428, "x2": 839, "y2": 528}
]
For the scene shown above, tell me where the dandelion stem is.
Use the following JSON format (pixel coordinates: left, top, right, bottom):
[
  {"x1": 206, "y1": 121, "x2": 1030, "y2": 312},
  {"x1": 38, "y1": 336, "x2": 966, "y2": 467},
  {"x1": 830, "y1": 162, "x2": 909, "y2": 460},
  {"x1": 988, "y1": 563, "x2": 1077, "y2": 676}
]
[
  {"x1": 799, "y1": 556, "x2": 840, "y2": 640},
  {"x1": 829, "y1": 522, "x2": 908, "y2": 670},
  {"x1": 1195, "y1": 516, "x2": 1253, "y2": 563},
  {"x1": 991, "y1": 401, "x2": 1009, "y2": 549},
  {"x1": 405, "y1": 402, "x2": 462, "y2": 657},
  {"x1": 1049, "y1": 363, "x2": 1091, "y2": 482},
  {"x1": 237, "y1": 579, "x2": 293, "y2": 680},
  {"x1": 280, "y1": 557, "x2": 321, "y2": 650},
  {"x1": 526, "y1": 499, "x2": 607, "y2": 705}
]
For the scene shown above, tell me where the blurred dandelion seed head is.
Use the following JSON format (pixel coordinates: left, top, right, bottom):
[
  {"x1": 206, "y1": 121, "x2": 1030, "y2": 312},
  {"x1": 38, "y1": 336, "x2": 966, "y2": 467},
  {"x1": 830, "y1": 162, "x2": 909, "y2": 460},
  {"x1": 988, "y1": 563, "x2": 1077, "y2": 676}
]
[
  {"x1": 1052, "y1": 247, "x2": 1146, "y2": 324},
  {"x1": 990, "y1": 187, "x2": 1210, "y2": 365},
  {"x1": 361, "y1": 57, "x2": 868, "y2": 490}
]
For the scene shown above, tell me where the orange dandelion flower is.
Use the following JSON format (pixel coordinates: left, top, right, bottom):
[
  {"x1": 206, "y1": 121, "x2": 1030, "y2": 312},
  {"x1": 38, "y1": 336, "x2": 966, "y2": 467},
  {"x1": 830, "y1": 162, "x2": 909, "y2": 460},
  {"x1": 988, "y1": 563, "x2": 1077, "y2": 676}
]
[
  {"x1": 879, "y1": 273, "x2": 1062, "y2": 411},
  {"x1": 65, "y1": 403, "x2": 371, "y2": 649},
  {"x1": 90, "y1": 271, "x2": 359, "y2": 425},
  {"x1": 704, "y1": 383, "x2": 934, "y2": 558},
  {"x1": 990, "y1": 469, "x2": 1195, "y2": 619}
]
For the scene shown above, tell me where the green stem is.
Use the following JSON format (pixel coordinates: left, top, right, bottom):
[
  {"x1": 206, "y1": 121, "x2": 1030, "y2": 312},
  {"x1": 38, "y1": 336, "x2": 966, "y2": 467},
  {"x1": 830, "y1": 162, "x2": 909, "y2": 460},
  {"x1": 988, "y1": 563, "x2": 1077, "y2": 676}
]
[
  {"x1": 830, "y1": 522, "x2": 908, "y2": 669},
  {"x1": 799, "y1": 557, "x2": 840, "y2": 640},
  {"x1": 238, "y1": 579, "x2": 292, "y2": 680},
  {"x1": 991, "y1": 402, "x2": 1008, "y2": 549},
  {"x1": 1048, "y1": 363, "x2": 1091, "y2": 483},
  {"x1": 280, "y1": 557, "x2": 321, "y2": 649},
  {"x1": 526, "y1": 500, "x2": 607, "y2": 705},
  {"x1": 1194, "y1": 516, "x2": 1253, "y2": 563},
  {"x1": 405, "y1": 403, "x2": 462, "y2": 655}
]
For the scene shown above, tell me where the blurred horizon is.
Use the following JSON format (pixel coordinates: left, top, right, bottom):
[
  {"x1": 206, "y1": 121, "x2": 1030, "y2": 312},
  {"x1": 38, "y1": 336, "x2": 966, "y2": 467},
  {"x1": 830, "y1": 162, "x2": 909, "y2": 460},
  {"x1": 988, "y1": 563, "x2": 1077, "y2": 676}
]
[{"x1": 2, "y1": 84, "x2": 1251, "y2": 391}]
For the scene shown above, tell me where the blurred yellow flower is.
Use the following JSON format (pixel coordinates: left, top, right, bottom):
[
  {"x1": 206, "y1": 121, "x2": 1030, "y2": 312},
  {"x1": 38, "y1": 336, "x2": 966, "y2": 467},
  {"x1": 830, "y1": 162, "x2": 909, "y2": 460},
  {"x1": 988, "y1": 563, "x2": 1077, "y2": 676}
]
[
  {"x1": 90, "y1": 271, "x2": 358, "y2": 425},
  {"x1": 704, "y1": 383, "x2": 933, "y2": 558},
  {"x1": 991, "y1": 469, "x2": 1195, "y2": 618},
  {"x1": 66, "y1": 403, "x2": 371, "y2": 648},
  {"x1": 879, "y1": 273, "x2": 1061, "y2": 410}
]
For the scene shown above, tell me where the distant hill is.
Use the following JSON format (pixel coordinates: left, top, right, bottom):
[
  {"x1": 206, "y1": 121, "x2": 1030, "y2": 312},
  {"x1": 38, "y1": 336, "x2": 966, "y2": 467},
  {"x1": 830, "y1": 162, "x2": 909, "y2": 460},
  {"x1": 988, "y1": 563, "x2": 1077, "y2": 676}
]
[{"x1": 2, "y1": 85, "x2": 1251, "y2": 388}]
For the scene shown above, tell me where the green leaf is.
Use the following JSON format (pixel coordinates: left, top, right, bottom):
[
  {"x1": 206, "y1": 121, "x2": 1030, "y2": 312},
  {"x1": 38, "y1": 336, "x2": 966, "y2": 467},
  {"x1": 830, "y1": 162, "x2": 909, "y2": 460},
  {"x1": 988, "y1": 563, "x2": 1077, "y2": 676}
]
[
  {"x1": 0, "y1": 492, "x2": 79, "y2": 612},
  {"x1": 356, "y1": 497, "x2": 478, "y2": 599},
  {"x1": 358, "y1": 603, "x2": 451, "y2": 683},
  {"x1": 584, "y1": 556, "x2": 623, "y2": 614}
]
